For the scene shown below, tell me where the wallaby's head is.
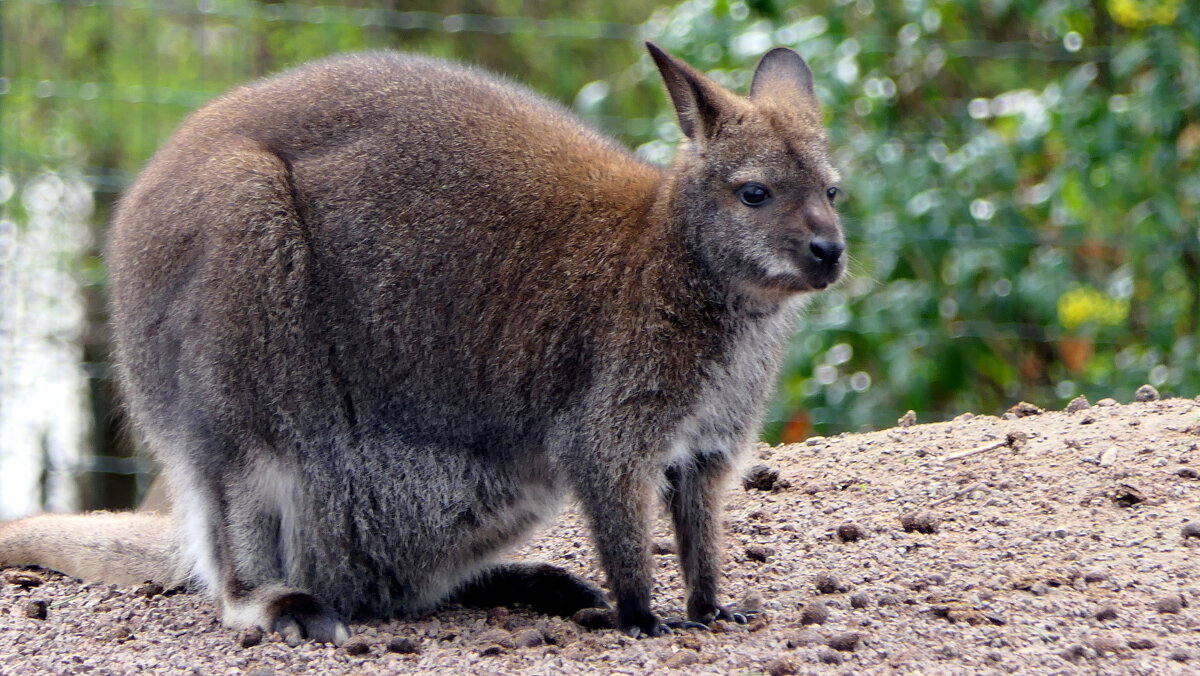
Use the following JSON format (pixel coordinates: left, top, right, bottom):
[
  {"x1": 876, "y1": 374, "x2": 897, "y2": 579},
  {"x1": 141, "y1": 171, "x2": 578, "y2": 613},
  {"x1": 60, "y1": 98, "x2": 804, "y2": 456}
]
[{"x1": 648, "y1": 43, "x2": 844, "y2": 298}]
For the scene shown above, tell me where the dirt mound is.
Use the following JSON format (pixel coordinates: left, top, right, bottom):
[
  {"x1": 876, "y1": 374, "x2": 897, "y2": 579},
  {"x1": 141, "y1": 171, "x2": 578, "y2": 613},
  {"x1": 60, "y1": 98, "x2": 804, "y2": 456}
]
[{"x1": 3, "y1": 397, "x2": 1198, "y2": 674}]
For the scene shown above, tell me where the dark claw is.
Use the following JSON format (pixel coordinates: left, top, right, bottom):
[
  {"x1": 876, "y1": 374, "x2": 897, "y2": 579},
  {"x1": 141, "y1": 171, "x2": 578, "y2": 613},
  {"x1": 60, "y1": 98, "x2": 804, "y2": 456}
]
[
  {"x1": 690, "y1": 604, "x2": 763, "y2": 626},
  {"x1": 665, "y1": 618, "x2": 711, "y2": 631},
  {"x1": 730, "y1": 609, "x2": 762, "y2": 624},
  {"x1": 626, "y1": 622, "x2": 673, "y2": 638}
]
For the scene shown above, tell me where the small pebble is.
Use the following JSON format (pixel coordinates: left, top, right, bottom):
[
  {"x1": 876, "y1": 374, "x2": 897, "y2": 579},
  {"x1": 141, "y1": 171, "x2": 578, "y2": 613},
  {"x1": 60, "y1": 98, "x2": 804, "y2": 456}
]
[
  {"x1": 661, "y1": 649, "x2": 700, "y2": 668},
  {"x1": 764, "y1": 657, "x2": 797, "y2": 676},
  {"x1": 1112, "y1": 485, "x2": 1145, "y2": 508},
  {"x1": 387, "y1": 637, "x2": 421, "y2": 654},
  {"x1": 900, "y1": 512, "x2": 939, "y2": 534},
  {"x1": 743, "y1": 464, "x2": 785, "y2": 491},
  {"x1": 783, "y1": 629, "x2": 824, "y2": 648},
  {"x1": 739, "y1": 591, "x2": 765, "y2": 613},
  {"x1": 746, "y1": 545, "x2": 775, "y2": 562},
  {"x1": 676, "y1": 633, "x2": 702, "y2": 651},
  {"x1": 1092, "y1": 637, "x2": 1124, "y2": 655},
  {"x1": 1093, "y1": 605, "x2": 1118, "y2": 621},
  {"x1": 244, "y1": 668, "x2": 274, "y2": 676},
  {"x1": 341, "y1": 638, "x2": 371, "y2": 656},
  {"x1": 135, "y1": 582, "x2": 164, "y2": 598},
  {"x1": 1135, "y1": 384, "x2": 1159, "y2": 402},
  {"x1": 1177, "y1": 467, "x2": 1199, "y2": 479},
  {"x1": 239, "y1": 626, "x2": 264, "y2": 648},
  {"x1": 897, "y1": 410, "x2": 916, "y2": 427},
  {"x1": 652, "y1": 540, "x2": 677, "y2": 555},
  {"x1": 1169, "y1": 650, "x2": 1191, "y2": 662},
  {"x1": 1183, "y1": 522, "x2": 1200, "y2": 539},
  {"x1": 1065, "y1": 395, "x2": 1090, "y2": 413},
  {"x1": 818, "y1": 648, "x2": 843, "y2": 664},
  {"x1": 1097, "y1": 398, "x2": 1117, "y2": 407},
  {"x1": 479, "y1": 645, "x2": 505, "y2": 657},
  {"x1": 511, "y1": 628, "x2": 545, "y2": 648},
  {"x1": 800, "y1": 601, "x2": 829, "y2": 625},
  {"x1": 105, "y1": 624, "x2": 133, "y2": 642},
  {"x1": 1099, "y1": 447, "x2": 1120, "y2": 467},
  {"x1": 813, "y1": 573, "x2": 845, "y2": 594},
  {"x1": 849, "y1": 593, "x2": 870, "y2": 609},
  {"x1": 23, "y1": 600, "x2": 47, "y2": 620},
  {"x1": 836, "y1": 523, "x2": 863, "y2": 542},
  {"x1": 1005, "y1": 401, "x2": 1043, "y2": 418},
  {"x1": 1156, "y1": 595, "x2": 1185, "y2": 614},
  {"x1": 827, "y1": 632, "x2": 861, "y2": 652},
  {"x1": 1127, "y1": 637, "x2": 1155, "y2": 650},
  {"x1": 1083, "y1": 569, "x2": 1108, "y2": 583},
  {"x1": 1060, "y1": 644, "x2": 1088, "y2": 662},
  {"x1": 805, "y1": 436, "x2": 826, "y2": 446}
]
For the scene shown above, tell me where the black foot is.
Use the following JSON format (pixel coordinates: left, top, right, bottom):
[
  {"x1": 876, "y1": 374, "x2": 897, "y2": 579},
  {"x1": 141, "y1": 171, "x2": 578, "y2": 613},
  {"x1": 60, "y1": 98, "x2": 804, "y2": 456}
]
[
  {"x1": 689, "y1": 603, "x2": 761, "y2": 625},
  {"x1": 453, "y1": 562, "x2": 609, "y2": 617},
  {"x1": 266, "y1": 591, "x2": 350, "y2": 646},
  {"x1": 618, "y1": 605, "x2": 672, "y2": 638}
]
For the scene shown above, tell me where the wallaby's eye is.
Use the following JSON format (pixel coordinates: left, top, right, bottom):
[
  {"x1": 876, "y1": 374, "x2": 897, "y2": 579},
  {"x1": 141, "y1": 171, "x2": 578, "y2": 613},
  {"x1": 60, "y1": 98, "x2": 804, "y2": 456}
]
[
  {"x1": 736, "y1": 183, "x2": 773, "y2": 207},
  {"x1": 826, "y1": 186, "x2": 841, "y2": 203}
]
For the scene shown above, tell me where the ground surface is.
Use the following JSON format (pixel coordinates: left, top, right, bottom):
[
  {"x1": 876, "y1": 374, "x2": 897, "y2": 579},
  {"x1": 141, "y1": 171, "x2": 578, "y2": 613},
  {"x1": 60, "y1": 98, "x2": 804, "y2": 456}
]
[{"x1": 2, "y1": 394, "x2": 1199, "y2": 675}]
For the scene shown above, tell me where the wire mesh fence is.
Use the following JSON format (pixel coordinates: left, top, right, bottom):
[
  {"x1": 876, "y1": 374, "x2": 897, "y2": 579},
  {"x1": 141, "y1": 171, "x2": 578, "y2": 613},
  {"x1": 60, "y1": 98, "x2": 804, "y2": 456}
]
[{"x1": 1, "y1": 0, "x2": 1197, "y2": 516}]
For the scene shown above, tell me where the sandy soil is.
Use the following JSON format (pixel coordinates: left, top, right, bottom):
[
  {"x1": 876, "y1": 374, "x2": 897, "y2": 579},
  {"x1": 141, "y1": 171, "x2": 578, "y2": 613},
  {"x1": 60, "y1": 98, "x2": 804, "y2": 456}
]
[{"x1": 2, "y1": 393, "x2": 1199, "y2": 675}]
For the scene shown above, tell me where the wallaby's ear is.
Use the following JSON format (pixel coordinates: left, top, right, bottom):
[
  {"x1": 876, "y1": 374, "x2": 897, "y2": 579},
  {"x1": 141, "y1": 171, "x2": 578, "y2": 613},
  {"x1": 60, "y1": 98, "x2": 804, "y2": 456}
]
[
  {"x1": 646, "y1": 42, "x2": 734, "y2": 142},
  {"x1": 749, "y1": 47, "x2": 816, "y2": 108}
]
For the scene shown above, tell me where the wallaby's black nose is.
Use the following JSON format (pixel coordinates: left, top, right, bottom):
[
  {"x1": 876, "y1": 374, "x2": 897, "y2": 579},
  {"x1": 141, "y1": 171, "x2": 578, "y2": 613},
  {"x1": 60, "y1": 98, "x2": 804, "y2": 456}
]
[{"x1": 809, "y1": 238, "x2": 845, "y2": 265}]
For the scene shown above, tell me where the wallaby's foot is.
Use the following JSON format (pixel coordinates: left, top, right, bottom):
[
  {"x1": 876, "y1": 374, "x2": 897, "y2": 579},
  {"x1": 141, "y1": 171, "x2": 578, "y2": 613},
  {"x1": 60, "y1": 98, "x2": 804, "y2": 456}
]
[
  {"x1": 618, "y1": 605, "x2": 673, "y2": 639},
  {"x1": 223, "y1": 586, "x2": 349, "y2": 647},
  {"x1": 269, "y1": 592, "x2": 351, "y2": 646},
  {"x1": 688, "y1": 601, "x2": 760, "y2": 625},
  {"x1": 577, "y1": 606, "x2": 732, "y2": 637},
  {"x1": 453, "y1": 562, "x2": 609, "y2": 617}
]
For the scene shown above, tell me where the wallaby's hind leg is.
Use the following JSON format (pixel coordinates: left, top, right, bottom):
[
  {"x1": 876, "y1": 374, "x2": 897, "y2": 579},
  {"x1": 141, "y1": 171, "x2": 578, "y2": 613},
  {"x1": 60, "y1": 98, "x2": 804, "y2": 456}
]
[
  {"x1": 163, "y1": 439, "x2": 349, "y2": 645},
  {"x1": 209, "y1": 461, "x2": 349, "y2": 645},
  {"x1": 123, "y1": 139, "x2": 347, "y2": 646},
  {"x1": 450, "y1": 562, "x2": 609, "y2": 617},
  {"x1": 177, "y1": 464, "x2": 349, "y2": 646},
  {"x1": 664, "y1": 453, "x2": 755, "y2": 624}
]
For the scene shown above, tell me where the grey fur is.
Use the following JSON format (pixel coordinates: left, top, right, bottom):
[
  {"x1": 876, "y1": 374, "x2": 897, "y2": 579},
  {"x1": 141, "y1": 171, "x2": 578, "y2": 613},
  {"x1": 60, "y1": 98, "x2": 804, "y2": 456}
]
[{"x1": 3, "y1": 44, "x2": 844, "y2": 643}]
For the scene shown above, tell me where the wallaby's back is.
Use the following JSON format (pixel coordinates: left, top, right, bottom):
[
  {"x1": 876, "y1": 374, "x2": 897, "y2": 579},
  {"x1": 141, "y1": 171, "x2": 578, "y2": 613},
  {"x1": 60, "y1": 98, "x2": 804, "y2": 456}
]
[{"x1": 110, "y1": 53, "x2": 665, "y2": 451}]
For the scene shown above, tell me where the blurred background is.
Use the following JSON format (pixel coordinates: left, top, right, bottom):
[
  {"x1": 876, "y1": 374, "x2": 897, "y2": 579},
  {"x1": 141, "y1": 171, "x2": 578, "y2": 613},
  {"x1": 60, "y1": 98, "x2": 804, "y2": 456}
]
[{"x1": 0, "y1": 0, "x2": 1197, "y2": 517}]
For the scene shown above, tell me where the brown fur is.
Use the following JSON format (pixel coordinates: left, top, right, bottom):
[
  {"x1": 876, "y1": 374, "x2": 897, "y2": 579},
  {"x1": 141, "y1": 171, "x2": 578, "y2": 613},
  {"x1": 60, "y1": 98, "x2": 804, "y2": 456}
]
[{"x1": 0, "y1": 44, "x2": 843, "y2": 643}]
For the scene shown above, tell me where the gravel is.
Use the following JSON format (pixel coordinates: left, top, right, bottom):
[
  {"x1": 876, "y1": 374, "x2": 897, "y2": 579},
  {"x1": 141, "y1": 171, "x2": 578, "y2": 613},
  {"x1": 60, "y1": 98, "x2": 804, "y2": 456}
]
[{"x1": 2, "y1": 396, "x2": 1199, "y2": 674}]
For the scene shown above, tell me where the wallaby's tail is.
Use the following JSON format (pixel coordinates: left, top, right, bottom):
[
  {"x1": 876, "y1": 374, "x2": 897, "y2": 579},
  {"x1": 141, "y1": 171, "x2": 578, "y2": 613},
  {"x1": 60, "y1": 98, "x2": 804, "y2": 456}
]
[{"x1": 0, "y1": 511, "x2": 186, "y2": 587}]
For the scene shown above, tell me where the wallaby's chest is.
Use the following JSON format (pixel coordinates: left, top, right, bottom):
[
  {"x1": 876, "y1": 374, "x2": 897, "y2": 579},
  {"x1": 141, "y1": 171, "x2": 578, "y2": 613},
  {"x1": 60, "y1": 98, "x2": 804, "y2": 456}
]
[{"x1": 664, "y1": 302, "x2": 804, "y2": 467}]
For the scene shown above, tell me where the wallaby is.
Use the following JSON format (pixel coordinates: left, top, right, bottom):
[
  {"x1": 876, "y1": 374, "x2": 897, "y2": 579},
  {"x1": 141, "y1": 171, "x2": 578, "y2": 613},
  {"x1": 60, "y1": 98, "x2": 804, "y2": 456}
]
[{"x1": 0, "y1": 43, "x2": 844, "y2": 644}]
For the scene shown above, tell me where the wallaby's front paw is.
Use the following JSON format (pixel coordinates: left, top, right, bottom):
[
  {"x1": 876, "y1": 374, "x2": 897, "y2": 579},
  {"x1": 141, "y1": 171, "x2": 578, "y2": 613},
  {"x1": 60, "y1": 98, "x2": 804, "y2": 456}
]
[
  {"x1": 618, "y1": 606, "x2": 672, "y2": 639},
  {"x1": 266, "y1": 591, "x2": 350, "y2": 646},
  {"x1": 689, "y1": 602, "x2": 762, "y2": 625}
]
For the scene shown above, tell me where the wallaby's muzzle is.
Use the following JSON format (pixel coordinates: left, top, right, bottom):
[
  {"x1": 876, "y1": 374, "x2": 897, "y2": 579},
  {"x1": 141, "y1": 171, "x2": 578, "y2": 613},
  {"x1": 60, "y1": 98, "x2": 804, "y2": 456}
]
[{"x1": 804, "y1": 236, "x2": 846, "y2": 289}]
